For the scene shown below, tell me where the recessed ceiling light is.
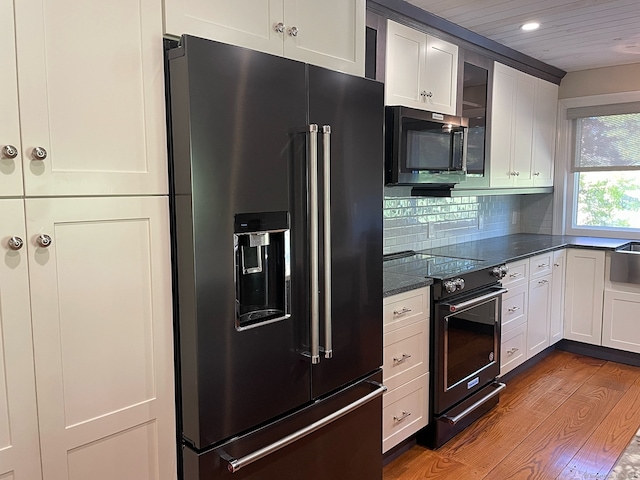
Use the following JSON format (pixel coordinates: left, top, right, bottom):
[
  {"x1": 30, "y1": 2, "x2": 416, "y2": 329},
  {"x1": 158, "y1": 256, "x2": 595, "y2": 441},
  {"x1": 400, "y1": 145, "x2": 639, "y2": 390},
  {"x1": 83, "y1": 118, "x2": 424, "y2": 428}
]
[{"x1": 521, "y1": 22, "x2": 540, "y2": 31}]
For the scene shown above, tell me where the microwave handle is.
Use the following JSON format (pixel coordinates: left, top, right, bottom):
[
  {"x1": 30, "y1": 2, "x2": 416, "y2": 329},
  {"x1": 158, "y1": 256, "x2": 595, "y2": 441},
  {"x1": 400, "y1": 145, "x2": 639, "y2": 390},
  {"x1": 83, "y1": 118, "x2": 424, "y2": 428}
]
[{"x1": 462, "y1": 127, "x2": 468, "y2": 174}]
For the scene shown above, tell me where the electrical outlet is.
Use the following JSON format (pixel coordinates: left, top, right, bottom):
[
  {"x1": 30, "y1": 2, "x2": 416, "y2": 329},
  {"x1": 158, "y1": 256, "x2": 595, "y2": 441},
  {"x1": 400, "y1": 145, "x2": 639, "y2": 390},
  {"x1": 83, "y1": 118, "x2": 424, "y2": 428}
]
[
  {"x1": 428, "y1": 222, "x2": 435, "y2": 238},
  {"x1": 478, "y1": 215, "x2": 484, "y2": 230},
  {"x1": 512, "y1": 211, "x2": 519, "y2": 225}
]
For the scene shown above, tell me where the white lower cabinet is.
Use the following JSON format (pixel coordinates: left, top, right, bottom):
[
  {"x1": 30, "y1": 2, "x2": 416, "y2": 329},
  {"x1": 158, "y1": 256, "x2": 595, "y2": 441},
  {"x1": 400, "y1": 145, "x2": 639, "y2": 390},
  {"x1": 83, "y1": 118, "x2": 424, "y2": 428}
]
[
  {"x1": 382, "y1": 287, "x2": 430, "y2": 452},
  {"x1": 603, "y1": 290, "x2": 640, "y2": 354},
  {"x1": 382, "y1": 373, "x2": 429, "y2": 453},
  {"x1": 0, "y1": 200, "x2": 42, "y2": 480},
  {"x1": 1, "y1": 197, "x2": 176, "y2": 480},
  {"x1": 500, "y1": 251, "x2": 564, "y2": 374},
  {"x1": 500, "y1": 323, "x2": 527, "y2": 376},
  {"x1": 564, "y1": 249, "x2": 605, "y2": 345}
]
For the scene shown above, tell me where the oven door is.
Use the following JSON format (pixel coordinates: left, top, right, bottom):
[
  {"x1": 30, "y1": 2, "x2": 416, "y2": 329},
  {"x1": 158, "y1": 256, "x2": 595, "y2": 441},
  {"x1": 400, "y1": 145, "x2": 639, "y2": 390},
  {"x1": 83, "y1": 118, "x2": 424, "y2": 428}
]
[{"x1": 434, "y1": 287, "x2": 507, "y2": 415}]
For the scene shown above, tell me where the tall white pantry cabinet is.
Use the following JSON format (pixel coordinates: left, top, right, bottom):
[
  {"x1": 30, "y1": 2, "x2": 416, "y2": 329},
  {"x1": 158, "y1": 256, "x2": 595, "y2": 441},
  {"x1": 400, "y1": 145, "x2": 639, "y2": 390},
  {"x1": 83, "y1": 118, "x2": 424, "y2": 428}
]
[{"x1": 0, "y1": 1, "x2": 176, "y2": 480}]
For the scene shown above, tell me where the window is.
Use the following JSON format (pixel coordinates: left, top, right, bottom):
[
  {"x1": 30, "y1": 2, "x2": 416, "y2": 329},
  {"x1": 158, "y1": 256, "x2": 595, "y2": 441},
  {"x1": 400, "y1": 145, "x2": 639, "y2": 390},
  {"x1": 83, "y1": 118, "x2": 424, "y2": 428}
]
[{"x1": 566, "y1": 103, "x2": 640, "y2": 236}]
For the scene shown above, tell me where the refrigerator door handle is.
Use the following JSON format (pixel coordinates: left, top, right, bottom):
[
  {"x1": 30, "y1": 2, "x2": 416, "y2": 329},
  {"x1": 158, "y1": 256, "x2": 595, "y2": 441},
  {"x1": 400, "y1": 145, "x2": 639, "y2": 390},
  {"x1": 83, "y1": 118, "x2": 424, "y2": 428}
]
[
  {"x1": 322, "y1": 125, "x2": 333, "y2": 359},
  {"x1": 221, "y1": 382, "x2": 387, "y2": 473},
  {"x1": 309, "y1": 124, "x2": 321, "y2": 365}
]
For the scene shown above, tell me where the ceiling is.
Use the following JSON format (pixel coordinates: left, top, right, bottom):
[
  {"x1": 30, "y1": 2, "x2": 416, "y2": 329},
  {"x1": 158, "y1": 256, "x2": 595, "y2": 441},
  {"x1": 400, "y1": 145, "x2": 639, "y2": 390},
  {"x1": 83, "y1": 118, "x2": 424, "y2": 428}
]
[{"x1": 404, "y1": 0, "x2": 640, "y2": 72}]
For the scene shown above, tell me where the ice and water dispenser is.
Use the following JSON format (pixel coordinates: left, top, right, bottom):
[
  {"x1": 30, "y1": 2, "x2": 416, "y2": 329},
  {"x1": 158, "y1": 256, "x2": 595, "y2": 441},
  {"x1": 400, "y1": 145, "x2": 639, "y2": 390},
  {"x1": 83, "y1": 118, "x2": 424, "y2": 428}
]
[{"x1": 234, "y1": 212, "x2": 290, "y2": 330}]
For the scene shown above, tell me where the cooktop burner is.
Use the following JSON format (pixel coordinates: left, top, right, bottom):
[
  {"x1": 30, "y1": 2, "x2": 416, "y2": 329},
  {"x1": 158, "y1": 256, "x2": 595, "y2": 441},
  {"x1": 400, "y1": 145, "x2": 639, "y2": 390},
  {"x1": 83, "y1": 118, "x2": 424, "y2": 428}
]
[{"x1": 383, "y1": 250, "x2": 487, "y2": 279}]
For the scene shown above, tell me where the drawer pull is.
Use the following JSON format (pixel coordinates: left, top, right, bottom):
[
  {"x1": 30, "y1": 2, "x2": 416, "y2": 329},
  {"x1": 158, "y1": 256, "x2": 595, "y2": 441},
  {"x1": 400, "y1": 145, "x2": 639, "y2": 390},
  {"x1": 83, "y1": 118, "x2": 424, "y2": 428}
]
[
  {"x1": 393, "y1": 410, "x2": 411, "y2": 423},
  {"x1": 538, "y1": 279, "x2": 549, "y2": 285},
  {"x1": 392, "y1": 353, "x2": 412, "y2": 364},
  {"x1": 509, "y1": 272, "x2": 522, "y2": 278},
  {"x1": 507, "y1": 306, "x2": 520, "y2": 313},
  {"x1": 537, "y1": 263, "x2": 549, "y2": 268},
  {"x1": 507, "y1": 347, "x2": 519, "y2": 356},
  {"x1": 393, "y1": 307, "x2": 412, "y2": 316}
]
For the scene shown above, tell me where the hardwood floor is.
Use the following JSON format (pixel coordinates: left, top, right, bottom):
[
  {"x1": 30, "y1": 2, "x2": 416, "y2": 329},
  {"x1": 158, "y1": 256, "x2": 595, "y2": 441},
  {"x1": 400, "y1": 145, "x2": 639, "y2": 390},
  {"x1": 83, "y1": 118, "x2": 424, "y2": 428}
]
[{"x1": 383, "y1": 350, "x2": 640, "y2": 480}]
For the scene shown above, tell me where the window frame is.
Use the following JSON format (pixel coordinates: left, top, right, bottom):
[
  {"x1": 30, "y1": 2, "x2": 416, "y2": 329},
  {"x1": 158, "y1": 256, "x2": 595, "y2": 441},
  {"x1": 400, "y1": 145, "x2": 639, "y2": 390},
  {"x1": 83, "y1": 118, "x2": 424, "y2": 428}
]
[{"x1": 555, "y1": 91, "x2": 640, "y2": 240}]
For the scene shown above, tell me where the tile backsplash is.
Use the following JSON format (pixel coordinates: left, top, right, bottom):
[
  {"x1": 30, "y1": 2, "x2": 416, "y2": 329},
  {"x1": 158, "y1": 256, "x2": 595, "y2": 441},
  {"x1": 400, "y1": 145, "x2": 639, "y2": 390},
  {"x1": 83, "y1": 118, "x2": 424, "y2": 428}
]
[{"x1": 383, "y1": 187, "x2": 554, "y2": 254}]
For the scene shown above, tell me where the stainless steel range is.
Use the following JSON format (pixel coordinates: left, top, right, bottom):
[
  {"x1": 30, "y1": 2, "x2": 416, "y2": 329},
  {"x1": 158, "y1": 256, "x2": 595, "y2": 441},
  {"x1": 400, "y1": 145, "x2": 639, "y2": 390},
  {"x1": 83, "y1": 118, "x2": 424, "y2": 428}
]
[{"x1": 384, "y1": 251, "x2": 508, "y2": 447}]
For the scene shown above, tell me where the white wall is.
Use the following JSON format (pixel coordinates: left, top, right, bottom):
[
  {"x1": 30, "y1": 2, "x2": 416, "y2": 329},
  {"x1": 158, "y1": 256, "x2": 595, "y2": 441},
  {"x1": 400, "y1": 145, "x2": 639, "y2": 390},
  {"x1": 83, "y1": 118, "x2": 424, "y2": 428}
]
[{"x1": 559, "y1": 63, "x2": 640, "y2": 99}]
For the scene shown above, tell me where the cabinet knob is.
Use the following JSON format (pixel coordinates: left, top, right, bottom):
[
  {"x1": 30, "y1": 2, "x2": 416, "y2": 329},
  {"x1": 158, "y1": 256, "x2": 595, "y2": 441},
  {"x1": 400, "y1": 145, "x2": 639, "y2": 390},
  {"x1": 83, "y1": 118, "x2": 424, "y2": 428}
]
[
  {"x1": 274, "y1": 22, "x2": 285, "y2": 33},
  {"x1": 288, "y1": 26, "x2": 299, "y2": 37},
  {"x1": 32, "y1": 147, "x2": 47, "y2": 160},
  {"x1": 534, "y1": 172, "x2": 540, "y2": 176},
  {"x1": 36, "y1": 234, "x2": 52, "y2": 248},
  {"x1": 2, "y1": 144, "x2": 18, "y2": 159},
  {"x1": 7, "y1": 236, "x2": 24, "y2": 250}
]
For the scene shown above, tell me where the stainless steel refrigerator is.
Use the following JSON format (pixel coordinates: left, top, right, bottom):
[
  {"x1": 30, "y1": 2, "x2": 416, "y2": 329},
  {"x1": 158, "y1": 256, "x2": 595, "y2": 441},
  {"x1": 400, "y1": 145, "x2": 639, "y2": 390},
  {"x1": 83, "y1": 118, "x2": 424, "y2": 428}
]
[{"x1": 166, "y1": 35, "x2": 384, "y2": 480}]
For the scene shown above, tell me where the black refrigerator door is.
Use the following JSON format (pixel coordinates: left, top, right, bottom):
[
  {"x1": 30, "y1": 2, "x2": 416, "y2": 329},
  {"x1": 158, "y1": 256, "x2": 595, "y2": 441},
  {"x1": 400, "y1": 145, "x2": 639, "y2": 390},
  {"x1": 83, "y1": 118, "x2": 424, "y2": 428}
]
[
  {"x1": 168, "y1": 36, "x2": 312, "y2": 449},
  {"x1": 308, "y1": 65, "x2": 384, "y2": 398}
]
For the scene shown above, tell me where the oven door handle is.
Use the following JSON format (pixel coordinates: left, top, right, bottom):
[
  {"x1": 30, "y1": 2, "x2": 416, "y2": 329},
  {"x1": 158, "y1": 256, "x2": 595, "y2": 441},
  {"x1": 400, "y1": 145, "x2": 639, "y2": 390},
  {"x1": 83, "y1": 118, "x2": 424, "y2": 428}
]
[{"x1": 443, "y1": 287, "x2": 508, "y2": 313}]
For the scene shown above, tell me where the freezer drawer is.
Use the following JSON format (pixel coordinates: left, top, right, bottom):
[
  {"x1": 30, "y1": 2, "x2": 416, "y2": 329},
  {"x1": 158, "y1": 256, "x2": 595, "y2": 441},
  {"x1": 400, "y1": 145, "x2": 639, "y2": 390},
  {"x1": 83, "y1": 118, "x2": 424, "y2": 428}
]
[{"x1": 182, "y1": 371, "x2": 384, "y2": 480}]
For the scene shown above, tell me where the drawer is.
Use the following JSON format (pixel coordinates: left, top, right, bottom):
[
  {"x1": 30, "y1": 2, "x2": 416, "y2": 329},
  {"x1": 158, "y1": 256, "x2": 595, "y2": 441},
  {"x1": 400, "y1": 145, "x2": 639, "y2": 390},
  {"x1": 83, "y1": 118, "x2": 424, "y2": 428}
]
[
  {"x1": 383, "y1": 319, "x2": 429, "y2": 391},
  {"x1": 383, "y1": 287, "x2": 429, "y2": 332},
  {"x1": 500, "y1": 322, "x2": 527, "y2": 376},
  {"x1": 503, "y1": 259, "x2": 528, "y2": 287},
  {"x1": 382, "y1": 373, "x2": 429, "y2": 453},
  {"x1": 530, "y1": 252, "x2": 553, "y2": 279},
  {"x1": 501, "y1": 283, "x2": 528, "y2": 333}
]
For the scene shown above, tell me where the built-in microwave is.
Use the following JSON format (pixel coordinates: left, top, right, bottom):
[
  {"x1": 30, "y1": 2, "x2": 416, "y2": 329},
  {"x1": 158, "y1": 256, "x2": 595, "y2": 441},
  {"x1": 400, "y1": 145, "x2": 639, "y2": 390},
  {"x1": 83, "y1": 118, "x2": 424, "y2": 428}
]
[{"x1": 385, "y1": 106, "x2": 469, "y2": 185}]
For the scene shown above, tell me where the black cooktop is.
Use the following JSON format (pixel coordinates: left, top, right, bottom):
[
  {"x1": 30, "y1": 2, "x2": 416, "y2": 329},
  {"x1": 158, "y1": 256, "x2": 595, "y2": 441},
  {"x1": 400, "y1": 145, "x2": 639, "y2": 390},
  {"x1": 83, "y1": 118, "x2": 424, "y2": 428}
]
[{"x1": 383, "y1": 250, "x2": 487, "y2": 280}]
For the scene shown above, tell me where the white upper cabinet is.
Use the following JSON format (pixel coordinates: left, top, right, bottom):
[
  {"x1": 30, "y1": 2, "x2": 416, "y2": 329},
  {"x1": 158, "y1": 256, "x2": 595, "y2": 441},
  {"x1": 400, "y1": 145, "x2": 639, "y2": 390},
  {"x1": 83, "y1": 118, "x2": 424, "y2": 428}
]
[
  {"x1": 490, "y1": 62, "x2": 535, "y2": 187},
  {"x1": 0, "y1": 200, "x2": 42, "y2": 480},
  {"x1": 490, "y1": 62, "x2": 558, "y2": 189},
  {"x1": 0, "y1": 0, "x2": 24, "y2": 197},
  {"x1": 164, "y1": 0, "x2": 365, "y2": 76},
  {"x1": 13, "y1": 0, "x2": 168, "y2": 196},
  {"x1": 532, "y1": 80, "x2": 559, "y2": 187},
  {"x1": 385, "y1": 20, "x2": 458, "y2": 115}
]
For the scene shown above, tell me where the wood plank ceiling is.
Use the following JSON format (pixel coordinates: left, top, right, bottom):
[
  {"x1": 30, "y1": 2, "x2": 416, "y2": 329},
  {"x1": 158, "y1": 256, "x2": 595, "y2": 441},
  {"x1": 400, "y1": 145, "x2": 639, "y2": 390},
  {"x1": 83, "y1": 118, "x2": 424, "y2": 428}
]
[{"x1": 405, "y1": 0, "x2": 640, "y2": 72}]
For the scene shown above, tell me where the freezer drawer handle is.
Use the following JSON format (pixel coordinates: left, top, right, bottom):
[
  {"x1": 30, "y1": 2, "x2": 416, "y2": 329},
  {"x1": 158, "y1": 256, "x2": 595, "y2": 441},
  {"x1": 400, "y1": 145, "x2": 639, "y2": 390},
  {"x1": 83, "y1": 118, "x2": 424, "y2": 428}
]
[
  {"x1": 441, "y1": 382, "x2": 506, "y2": 425},
  {"x1": 322, "y1": 125, "x2": 333, "y2": 359},
  {"x1": 222, "y1": 382, "x2": 387, "y2": 473}
]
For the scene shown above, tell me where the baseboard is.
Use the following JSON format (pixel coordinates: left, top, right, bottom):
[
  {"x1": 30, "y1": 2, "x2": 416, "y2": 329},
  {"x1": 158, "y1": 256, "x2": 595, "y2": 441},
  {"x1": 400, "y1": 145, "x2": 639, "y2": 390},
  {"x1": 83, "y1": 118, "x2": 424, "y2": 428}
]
[
  {"x1": 382, "y1": 436, "x2": 417, "y2": 466},
  {"x1": 556, "y1": 339, "x2": 640, "y2": 367}
]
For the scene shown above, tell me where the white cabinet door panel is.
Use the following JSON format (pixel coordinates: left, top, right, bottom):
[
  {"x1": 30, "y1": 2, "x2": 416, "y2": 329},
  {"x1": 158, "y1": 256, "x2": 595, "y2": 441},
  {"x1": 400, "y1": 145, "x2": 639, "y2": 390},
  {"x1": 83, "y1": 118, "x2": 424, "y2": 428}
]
[
  {"x1": 164, "y1": 0, "x2": 283, "y2": 56},
  {"x1": 512, "y1": 73, "x2": 535, "y2": 186},
  {"x1": 283, "y1": 0, "x2": 364, "y2": 76},
  {"x1": 0, "y1": 0, "x2": 24, "y2": 197},
  {"x1": 550, "y1": 250, "x2": 566, "y2": 345},
  {"x1": 564, "y1": 249, "x2": 605, "y2": 345},
  {"x1": 15, "y1": 0, "x2": 168, "y2": 196},
  {"x1": 603, "y1": 290, "x2": 640, "y2": 354},
  {"x1": 26, "y1": 196, "x2": 175, "y2": 479},
  {"x1": 489, "y1": 65, "x2": 515, "y2": 187},
  {"x1": 527, "y1": 274, "x2": 552, "y2": 358},
  {"x1": 424, "y1": 36, "x2": 458, "y2": 115},
  {"x1": 385, "y1": 21, "x2": 426, "y2": 108},
  {"x1": 532, "y1": 80, "x2": 558, "y2": 186},
  {"x1": 0, "y1": 200, "x2": 42, "y2": 480}
]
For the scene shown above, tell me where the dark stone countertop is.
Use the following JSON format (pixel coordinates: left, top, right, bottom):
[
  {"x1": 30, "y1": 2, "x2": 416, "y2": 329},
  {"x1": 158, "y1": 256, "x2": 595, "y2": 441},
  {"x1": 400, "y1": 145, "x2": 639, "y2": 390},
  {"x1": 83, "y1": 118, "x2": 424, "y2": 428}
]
[
  {"x1": 425, "y1": 233, "x2": 631, "y2": 265},
  {"x1": 383, "y1": 234, "x2": 633, "y2": 298}
]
